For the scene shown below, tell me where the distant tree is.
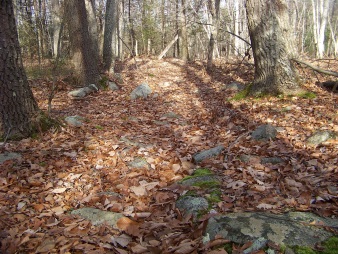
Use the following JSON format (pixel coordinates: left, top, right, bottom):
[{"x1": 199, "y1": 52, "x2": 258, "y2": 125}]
[
  {"x1": 65, "y1": 0, "x2": 100, "y2": 86},
  {"x1": 246, "y1": 0, "x2": 303, "y2": 95},
  {"x1": 206, "y1": 0, "x2": 220, "y2": 70},
  {"x1": 180, "y1": 0, "x2": 189, "y2": 62},
  {"x1": 0, "y1": 0, "x2": 40, "y2": 139},
  {"x1": 102, "y1": 0, "x2": 117, "y2": 73}
]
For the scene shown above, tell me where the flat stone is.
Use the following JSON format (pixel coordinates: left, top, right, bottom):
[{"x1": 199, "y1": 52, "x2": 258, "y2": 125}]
[
  {"x1": 261, "y1": 157, "x2": 284, "y2": 165},
  {"x1": 127, "y1": 157, "x2": 150, "y2": 169},
  {"x1": 180, "y1": 175, "x2": 220, "y2": 187},
  {"x1": 0, "y1": 152, "x2": 22, "y2": 164},
  {"x1": 108, "y1": 82, "x2": 119, "y2": 91},
  {"x1": 306, "y1": 130, "x2": 336, "y2": 146},
  {"x1": 130, "y1": 83, "x2": 152, "y2": 100},
  {"x1": 176, "y1": 196, "x2": 209, "y2": 217},
  {"x1": 193, "y1": 145, "x2": 224, "y2": 163},
  {"x1": 71, "y1": 208, "x2": 123, "y2": 228},
  {"x1": 65, "y1": 115, "x2": 84, "y2": 127},
  {"x1": 204, "y1": 212, "x2": 337, "y2": 247},
  {"x1": 252, "y1": 124, "x2": 277, "y2": 141}
]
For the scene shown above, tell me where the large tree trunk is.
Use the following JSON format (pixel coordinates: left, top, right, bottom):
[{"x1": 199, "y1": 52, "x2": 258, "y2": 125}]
[
  {"x1": 246, "y1": 0, "x2": 302, "y2": 96},
  {"x1": 0, "y1": 0, "x2": 40, "y2": 139},
  {"x1": 102, "y1": 0, "x2": 117, "y2": 73},
  {"x1": 180, "y1": 0, "x2": 189, "y2": 62},
  {"x1": 206, "y1": 0, "x2": 220, "y2": 70},
  {"x1": 51, "y1": 0, "x2": 62, "y2": 57},
  {"x1": 65, "y1": 0, "x2": 100, "y2": 86}
]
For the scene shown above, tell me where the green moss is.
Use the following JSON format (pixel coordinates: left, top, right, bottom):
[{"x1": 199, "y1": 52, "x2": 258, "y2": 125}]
[
  {"x1": 323, "y1": 237, "x2": 338, "y2": 254},
  {"x1": 98, "y1": 75, "x2": 109, "y2": 89},
  {"x1": 293, "y1": 246, "x2": 317, "y2": 254},
  {"x1": 95, "y1": 125, "x2": 104, "y2": 130},
  {"x1": 193, "y1": 168, "x2": 213, "y2": 176},
  {"x1": 206, "y1": 189, "x2": 222, "y2": 204},
  {"x1": 231, "y1": 84, "x2": 252, "y2": 101},
  {"x1": 193, "y1": 180, "x2": 220, "y2": 189},
  {"x1": 222, "y1": 243, "x2": 233, "y2": 254},
  {"x1": 297, "y1": 91, "x2": 317, "y2": 99}
]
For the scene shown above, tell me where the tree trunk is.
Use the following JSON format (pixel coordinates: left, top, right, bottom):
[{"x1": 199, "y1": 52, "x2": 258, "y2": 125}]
[
  {"x1": 246, "y1": 0, "x2": 302, "y2": 96},
  {"x1": 180, "y1": 0, "x2": 189, "y2": 62},
  {"x1": 102, "y1": 0, "x2": 117, "y2": 73},
  {"x1": 51, "y1": 0, "x2": 62, "y2": 57},
  {"x1": 0, "y1": 0, "x2": 40, "y2": 139},
  {"x1": 206, "y1": 0, "x2": 220, "y2": 70},
  {"x1": 65, "y1": 0, "x2": 100, "y2": 86}
]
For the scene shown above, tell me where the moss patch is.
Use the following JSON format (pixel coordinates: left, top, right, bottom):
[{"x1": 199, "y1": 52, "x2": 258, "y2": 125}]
[
  {"x1": 230, "y1": 84, "x2": 252, "y2": 101},
  {"x1": 323, "y1": 237, "x2": 338, "y2": 254},
  {"x1": 293, "y1": 246, "x2": 317, "y2": 254},
  {"x1": 297, "y1": 91, "x2": 317, "y2": 99}
]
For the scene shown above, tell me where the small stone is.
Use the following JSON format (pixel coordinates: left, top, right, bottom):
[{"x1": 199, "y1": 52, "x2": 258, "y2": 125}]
[
  {"x1": 130, "y1": 83, "x2": 152, "y2": 100},
  {"x1": 193, "y1": 145, "x2": 224, "y2": 163},
  {"x1": 108, "y1": 82, "x2": 119, "y2": 91},
  {"x1": 65, "y1": 115, "x2": 84, "y2": 127},
  {"x1": 176, "y1": 196, "x2": 209, "y2": 217},
  {"x1": 252, "y1": 124, "x2": 277, "y2": 141},
  {"x1": 306, "y1": 130, "x2": 336, "y2": 146},
  {"x1": 0, "y1": 152, "x2": 22, "y2": 165}
]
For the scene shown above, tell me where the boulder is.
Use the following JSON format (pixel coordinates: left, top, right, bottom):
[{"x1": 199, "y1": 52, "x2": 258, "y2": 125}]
[
  {"x1": 68, "y1": 84, "x2": 98, "y2": 98},
  {"x1": 192, "y1": 145, "x2": 224, "y2": 163},
  {"x1": 252, "y1": 124, "x2": 277, "y2": 141},
  {"x1": 130, "y1": 83, "x2": 152, "y2": 100},
  {"x1": 71, "y1": 208, "x2": 123, "y2": 228},
  {"x1": 225, "y1": 82, "x2": 245, "y2": 91},
  {"x1": 108, "y1": 82, "x2": 119, "y2": 91},
  {"x1": 204, "y1": 212, "x2": 337, "y2": 247},
  {"x1": 306, "y1": 130, "x2": 336, "y2": 146},
  {"x1": 176, "y1": 196, "x2": 209, "y2": 217},
  {"x1": 65, "y1": 115, "x2": 84, "y2": 127},
  {"x1": 0, "y1": 152, "x2": 21, "y2": 165}
]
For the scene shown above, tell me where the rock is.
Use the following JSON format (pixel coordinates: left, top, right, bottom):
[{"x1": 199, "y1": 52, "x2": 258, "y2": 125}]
[
  {"x1": 0, "y1": 152, "x2": 21, "y2": 165},
  {"x1": 130, "y1": 83, "x2": 152, "y2": 100},
  {"x1": 306, "y1": 130, "x2": 336, "y2": 146},
  {"x1": 176, "y1": 196, "x2": 209, "y2": 217},
  {"x1": 68, "y1": 88, "x2": 87, "y2": 98},
  {"x1": 108, "y1": 82, "x2": 119, "y2": 91},
  {"x1": 193, "y1": 145, "x2": 224, "y2": 163},
  {"x1": 65, "y1": 115, "x2": 84, "y2": 127},
  {"x1": 252, "y1": 124, "x2": 277, "y2": 141},
  {"x1": 239, "y1": 154, "x2": 260, "y2": 163},
  {"x1": 127, "y1": 157, "x2": 150, "y2": 169},
  {"x1": 162, "y1": 112, "x2": 181, "y2": 119},
  {"x1": 225, "y1": 82, "x2": 245, "y2": 91},
  {"x1": 68, "y1": 84, "x2": 98, "y2": 98},
  {"x1": 159, "y1": 82, "x2": 171, "y2": 88},
  {"x1": 114, "y1": 73, "x2": 124, "y2": 84},
  {"x1": 243, "y1": 237, "x2": 268, "y2": 254},
  {"x1": 261, "y1": 157, "x2": 284, "y2": 165},
  {"x1": 71, "y1": 208, "x2": 123, "y2": 228},
  {"x1": 204, "y1": 212, "x2": 337, "y2": 247}
]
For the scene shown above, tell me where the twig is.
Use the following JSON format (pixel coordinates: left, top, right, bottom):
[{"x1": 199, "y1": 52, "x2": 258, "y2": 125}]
[{"x1": 117, "y1": 35, "x2": 138, "y2": 70}]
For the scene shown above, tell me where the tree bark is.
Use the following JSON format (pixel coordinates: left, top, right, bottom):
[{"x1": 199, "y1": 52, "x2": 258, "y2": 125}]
[
  {"x1": 0, "y1": 0, "x2": 40, "y2": 139},
  {"x1": 246, "y1": 0, "x2": 303, "y2": 95},
  {"x1": 65, "y1": 0, "x2": 100, "y2": 86},
  {"x1": 102, "y1": 0, "x2": 117, "y2": 73},
  {"x1": 180, "y1": 0, "x2": 189, "y2": 62},
  {"x1": 206, "y1": 0, "x2": 220, "y2": 70}
]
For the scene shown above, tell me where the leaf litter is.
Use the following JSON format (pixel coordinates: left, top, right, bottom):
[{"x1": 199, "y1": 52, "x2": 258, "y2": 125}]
[{"x1": 0, "y1": 58, "x2": 337, "y2": 253}]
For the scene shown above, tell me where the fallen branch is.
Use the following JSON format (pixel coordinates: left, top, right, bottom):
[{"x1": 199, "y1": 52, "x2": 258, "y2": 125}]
[{"x1": 292, "y1": 58, "x2": 338, "y2": 77}]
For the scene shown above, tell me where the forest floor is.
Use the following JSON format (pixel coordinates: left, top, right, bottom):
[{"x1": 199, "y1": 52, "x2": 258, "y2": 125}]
[{"x1": 1, "y1": 57, "x2": 338, "y2": 253}]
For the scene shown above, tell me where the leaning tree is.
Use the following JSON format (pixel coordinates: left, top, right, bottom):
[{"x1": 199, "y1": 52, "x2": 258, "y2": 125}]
[
  {"x1": 0, "y1": 0, "x2": 41, "y2": 139},
  {"x1": 246, "y1": 0, "x2": 304, "y2": 95}
]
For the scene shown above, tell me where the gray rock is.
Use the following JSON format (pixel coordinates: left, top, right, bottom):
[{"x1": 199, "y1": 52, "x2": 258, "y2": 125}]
[
  {"x1": 71, "y1": 208, "x2": 123, "y2": 228},
  {"x1": 306, "y1": 130, "x2": 336, "y2": 146},
  {"x1": 68, "y1": 84, "x2": 98, "y2": 98},
  {"x1": 127, "y1": 157, "x2": 150, "y2": 169},
  {"x1": 193, "y1": 145, "x2": 225, "y2": 163},
  {"x1": 239, "y1": 154, "x2": 259, "y2": 163},
  {"x1": 205, "y1": 212, "x2": 337, "y2": 247},
  {"x1": 68, "y1": 88, "x2": 87, "y2": 98},
  {"x1": 65, "y1": 115, "x2": 84, "y2": 127},
  {"x1": 114, "y1": 73, "x2": 124, "y2": 84},
  {"x1": 243, "y1": 237, "x2": 268, "y2": 254},
  {"x1": 261, "y1": 157, "x2": 284, "y2": 165},
  {"x1": 108, "y1": 82, "x2": 119, "y2": 91},
  {"x1": 162, "y1": 112, "x2": 181, "y2": 119},
  {"x1": 225, "y1": 82, "x2": 245, "y2": 91},
  {"x1": 252, "y1": 124, "x2": 277, "y2": 141},
  {"x1": 130, "y1": 83, "x2": 152, "y2": 100},
  {"x1": 176, "y1": 196, "x2": 209, "y2": 217},
  {"x1": 0, "y1": 152, "x2": 21, "y2": 164}
]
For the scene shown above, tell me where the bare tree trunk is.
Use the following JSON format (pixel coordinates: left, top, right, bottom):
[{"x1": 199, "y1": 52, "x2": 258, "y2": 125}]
[
  {"x1": 102, "y1": 0, "x2": 117, "y2": 73},
  {"x1": 158, "y1": 34, "x2": 179, "y2": 60},
  {"x1": 51, "y1": 0, "x2": 62, "y2": 57},
  {"x1": 66, "y1": 0, "x2": 100, "y2": 86},
  {"x1": 206, "y1": 0, "x2": 220, "y2": 70},
  {"x1": 117, "y1": 0, "x2": 124, "y2": 60},
  {"x1": 246, "y1": 0, "x2": 303, "y2": 96},
  {"x1": 0, "y1": 0, "x2": 40, "y2": 139},
  {"x1": 180, "y1": 0, "x2": 189, "y2": 62}
]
